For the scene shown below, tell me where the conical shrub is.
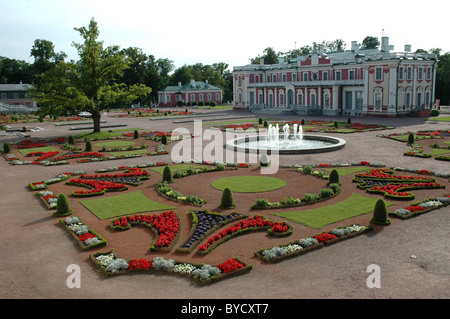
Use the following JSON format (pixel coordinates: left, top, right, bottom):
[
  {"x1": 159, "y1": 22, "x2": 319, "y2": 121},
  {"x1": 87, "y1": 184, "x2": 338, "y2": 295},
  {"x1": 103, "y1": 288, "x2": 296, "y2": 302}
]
[
  {"x1": 220, "y1": 187, "x2": 235, "y2": 209},
  {"x1": 371, "y1": 199, "x2": 391, "y2": 225},
  {"x1": 54, "y1": 193, "x2": 73, "y2": 216},
  {"x1": 162, "y1": 166, "x2": 173, "y2": 183},
  {"x1": 328, "y1": 169, "x2": 340, "y2": 185}
]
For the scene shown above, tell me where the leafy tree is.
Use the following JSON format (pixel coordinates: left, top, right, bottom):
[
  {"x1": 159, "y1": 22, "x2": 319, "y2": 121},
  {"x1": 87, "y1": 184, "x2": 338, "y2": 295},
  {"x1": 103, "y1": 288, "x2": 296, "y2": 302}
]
[
  {"x1": 435, "y1": 51, "x2": 450, "y2": 105},
  {"x1": 30, "y1": 39, "x2": 66, "y2": 89},
  {"x1": 250, "y1": 47, "x2": 279, "y2": 64},
  {"x1": 362, "y1": 36, "x2": 380, "y2": 49},
  {"x1": 31, "y1": 18, "x2": 152, "y2": 132},
  {"x1": 0, "y1": 57, "x2": 33, "y2": 84}
]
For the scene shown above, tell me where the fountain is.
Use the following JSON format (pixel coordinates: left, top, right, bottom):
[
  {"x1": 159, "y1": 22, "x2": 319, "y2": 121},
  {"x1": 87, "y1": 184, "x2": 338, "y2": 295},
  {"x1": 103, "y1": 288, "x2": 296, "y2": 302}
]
[{"x1": 226, "y1": 123, "x2": 346, "y2": 154}]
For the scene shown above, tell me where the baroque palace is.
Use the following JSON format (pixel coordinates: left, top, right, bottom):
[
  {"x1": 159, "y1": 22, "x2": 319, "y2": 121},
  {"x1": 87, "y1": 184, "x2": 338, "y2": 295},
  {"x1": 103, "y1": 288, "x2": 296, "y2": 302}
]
[{"x1": 232, "y1": 37, "x2": 438, "y2": 117}]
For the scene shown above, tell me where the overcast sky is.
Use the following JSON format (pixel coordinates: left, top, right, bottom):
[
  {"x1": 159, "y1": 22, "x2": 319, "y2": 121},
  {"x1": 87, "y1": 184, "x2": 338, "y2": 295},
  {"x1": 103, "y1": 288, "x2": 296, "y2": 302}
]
[{"x1": 1, "y1": 0, "x2": 448, "y2": 71}]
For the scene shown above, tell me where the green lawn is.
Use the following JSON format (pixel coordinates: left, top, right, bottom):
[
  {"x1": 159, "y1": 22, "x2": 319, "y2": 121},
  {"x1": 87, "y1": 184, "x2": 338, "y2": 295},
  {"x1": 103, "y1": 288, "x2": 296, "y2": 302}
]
[
  {"x1": 74, "y1": 128, "x2": 142, "y2": 140},
  {"x1": 324, "y1": 166, "x2": 368, "y2": 176},
  {"x1": 80, "y1": 190, "x2": 174, "y2": 220},
  {"x1": 433, "y1": 116, "x2": 450, "y2": 122},
  {"x1": 17, "y1": 146, "x2": 58, "y2": 155},
  {"x1": 429, "y1": 148, "x2": 450, "y2": 156},
  {"x1": 271, "y1": 193, "x2": 394, "y2": 229},
  {"x1": 108, "y1": 149, "x2": 148, "y2": 157},
  {"x1": 150, "y1": 164, "x2": 209, "y2": 175},
  {"x1": 93, "y1": 141, "x2": 136, "y2": 148},
  {"x1": 211, "y1": 176, "x2": 286, "y2": 193}
]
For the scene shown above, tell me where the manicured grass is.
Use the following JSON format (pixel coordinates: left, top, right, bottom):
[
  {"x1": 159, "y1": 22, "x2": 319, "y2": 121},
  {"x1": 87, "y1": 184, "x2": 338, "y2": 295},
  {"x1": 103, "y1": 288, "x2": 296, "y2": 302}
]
[
  {"x1": 17, "y1": 146, "x2": 58, "y2": 155},
  {"x1": 271, "y1": 193, "x2": 394, "y2": 229},
  {"x1": 150, "y1": 164, "x2": 208, "y2": 175},
  {"x1": 80, "y1": 190, "x2": 174, "y2": 220},
  {"x1": 211, "y1": 176, "x2": 286, "y2": 193},
  {"x1": 323, "y1": 166, "x2": 368, "y2": 176},
  {"x1": 74, "y1": 128, "x2": 142, "y2": 140},
  {"x1": 93, "y1": 141, "x2": 136, "y2": 148},
  {"x1": 109, "y1": 149, "x2": 149, "y2": 157},
  {"x1": 429, "y1": 148, "x2": 450, "y2": 156},
  {"x1": 433, "y1": 116, "x2": 450, "y2": 122}
]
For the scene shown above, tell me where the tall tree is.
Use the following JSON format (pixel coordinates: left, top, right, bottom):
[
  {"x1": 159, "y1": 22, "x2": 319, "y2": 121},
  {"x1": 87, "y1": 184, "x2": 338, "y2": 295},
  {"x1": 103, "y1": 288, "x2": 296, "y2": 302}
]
[
  {"x1": 435, "y1": 51, "x2": 450, "y2": 105},
  {"x1": 0, "y1": 57, "x2": 33, "y2": 84},
  {"x1": 30, "y1": 39, "x2": 66, "y2": 88},
  {"x1": 31, "y1": 18, "x2": 152, "y2": 132},
  {"x1": 362, "y1": 36, "x2": 380, "y2": 49}
]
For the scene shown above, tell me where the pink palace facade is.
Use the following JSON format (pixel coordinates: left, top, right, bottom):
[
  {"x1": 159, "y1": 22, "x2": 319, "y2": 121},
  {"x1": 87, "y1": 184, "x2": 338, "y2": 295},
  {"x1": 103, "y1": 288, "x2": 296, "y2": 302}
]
[{"x1": 232, "y1": 37, "x2": 438, "y2": 117}]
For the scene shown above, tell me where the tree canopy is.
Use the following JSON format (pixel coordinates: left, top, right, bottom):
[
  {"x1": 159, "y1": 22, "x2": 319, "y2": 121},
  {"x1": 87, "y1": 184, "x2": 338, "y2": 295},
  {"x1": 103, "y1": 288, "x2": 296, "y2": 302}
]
[{"x1": 31, "y1": 18, "x2": 152, "y2": 132}]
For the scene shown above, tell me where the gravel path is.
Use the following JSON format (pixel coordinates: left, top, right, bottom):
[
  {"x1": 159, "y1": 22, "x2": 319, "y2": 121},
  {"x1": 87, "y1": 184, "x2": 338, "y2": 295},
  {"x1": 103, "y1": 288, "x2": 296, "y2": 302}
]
[{"x1": 0, "y1": 109, "x2": 448, "y2": 301}]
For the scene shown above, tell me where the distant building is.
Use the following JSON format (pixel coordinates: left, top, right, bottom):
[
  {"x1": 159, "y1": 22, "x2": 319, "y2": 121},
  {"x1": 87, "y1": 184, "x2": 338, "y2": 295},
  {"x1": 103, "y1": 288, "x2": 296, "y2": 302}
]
[
  {"x1": 0, "y1": 83, "x2": 37, "y2": 113},
  {"x1": 158, "y1": 80, "x2": 223, "y2": 107},
  {"x1": 232, "y1": 37, "x2": 438, "y2": 117}
]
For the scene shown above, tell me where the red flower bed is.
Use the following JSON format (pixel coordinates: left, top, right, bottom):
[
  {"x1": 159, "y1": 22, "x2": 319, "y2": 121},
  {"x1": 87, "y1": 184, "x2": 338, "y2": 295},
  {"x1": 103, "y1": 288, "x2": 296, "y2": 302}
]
[
  {"x1": 128, "y1": 258, "x2": 152, "y2": 270},
  {"x1": 53, "y1": 152, "x2": 104, "y2": 161},
  {"x1": 18, "y1": 138, "x2": 65, "y2": 149},
  {"x1": 223, "y1": 123, "x2": 255, "y2": 130},
  {"x1": 69, "y1": 179, "x2": 127, "y2": 196},
  {"x1": 314, "y1": 232, "x2": 337, "y2": 243},
  {"x1": 112, "y1": 211, "x2": 179, "y2": 248},
  {"x1": 217, "y1": 258, "x2": 244, "y2": 273},
  {"x1": 26, "y1": 151, "x2": 59, "y2": 161},
  {"x1": 78, "y1": 232, "x2": 96, "y2": 242},
  {"x1": 405, "y1": 205, "x2": 425, "y2": 212},
  {"x1": 198, "y1": 215, "x2": 289, "y2": 252}
]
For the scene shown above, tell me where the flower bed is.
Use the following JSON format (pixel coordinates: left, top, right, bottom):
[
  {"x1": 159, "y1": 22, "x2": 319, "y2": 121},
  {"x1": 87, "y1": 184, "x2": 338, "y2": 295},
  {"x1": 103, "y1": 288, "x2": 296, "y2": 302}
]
[
  {"x1": 66, "y1": 167, "x2": 150, "y2": 197},
  {"x1": 197, "y1": 215, "x2": 292, "y2": 255},
  {"x1": 29, "y1": 173, "x2": 72, "y2": 191},
  {"x1": 156, "y1": 181, "x2": 207, "y2": 205},
  {"x1": 60, "y1": 216, "x2": 106, "y2": 250},
  {"x1": 354, "y1": 169, "x2": 445, "y2": 200},
  {"x1": 390, "y1": 195, "x2": 450, "y2": 219},
  {"x1": 177, "y1": 210, "x2": 245, "y2": 253},
  {"x1": 110, "y1": 210, "x2": 180, "y2": 251},
  {"x1": 255, "y1": 224, "x2": 372, "y2": 263},
  {"x1": 90, "y1": 250, "x2": 252, "y2": 284}
]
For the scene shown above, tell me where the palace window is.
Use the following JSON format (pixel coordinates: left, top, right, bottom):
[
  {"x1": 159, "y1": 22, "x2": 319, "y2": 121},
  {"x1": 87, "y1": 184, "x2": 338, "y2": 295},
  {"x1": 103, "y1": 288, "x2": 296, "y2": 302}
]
[
  {"x1": 426, "y1": 67, "x2": 432, "y2": 80},
  {"x1": 303, "y1": 72, "x2": 308, "y2": 81},
  {"x1": 191, "y1": 94, "x2": 195, "y2": 102},
  {"x1": 399, "y1": 67, "x2": 404, "y2": 80},
  {"x1": 374, "y1": 89, "x2": 382, "y2": 108},
  {"x1": 349, "y1": 70, "x2": 355, "y2": 80},
  {"x1": 407, "y1": 67, "x2": 413, "y2": 80},
  {"x1": 216, "y1": 93, "x2": 220, "y2": 100},
  {"x1": 282, "y1": 74, "x2": 287, "y2": 82},
  {"x1": 292, "y1": 73, "x2": 297, "y2": 82},
  {"x1": 418, "y1": 67, "x2": 423, "y2": 80},
  {"x1": 375, "y1": 67, "x2": 383, "y2": 81},
  {"x1": 323, "y1": 71, "x2": 328, "y2": 81},
  {"x1": 335, "y1": 71, "x2": 341, "y2": 80}
]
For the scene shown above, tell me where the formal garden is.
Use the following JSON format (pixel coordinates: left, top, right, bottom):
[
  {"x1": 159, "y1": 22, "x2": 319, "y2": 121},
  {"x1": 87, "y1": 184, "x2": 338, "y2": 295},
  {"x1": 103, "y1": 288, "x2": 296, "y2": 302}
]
[
  {"x1": 2, "y1": 115, "x2": 449, "y2": 285},
  {"x1": 23, "y1": 152, "x2": 449, "y2": 284}
]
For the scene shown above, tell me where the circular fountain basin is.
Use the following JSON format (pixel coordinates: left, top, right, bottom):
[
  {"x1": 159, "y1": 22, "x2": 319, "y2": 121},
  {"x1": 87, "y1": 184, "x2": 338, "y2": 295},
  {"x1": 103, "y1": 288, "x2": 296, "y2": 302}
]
[{"x1": 226, "y1": 134, "x2": 346, "y2": 154}]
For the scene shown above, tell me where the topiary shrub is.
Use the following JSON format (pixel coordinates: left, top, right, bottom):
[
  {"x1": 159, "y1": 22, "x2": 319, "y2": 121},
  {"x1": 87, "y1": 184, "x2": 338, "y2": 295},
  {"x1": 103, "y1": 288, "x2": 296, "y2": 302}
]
[
  {"x1": 220, "y1": 187, "x2": 235, "y2": 209},
  {"x1": 85, "y1": 140, "x2": 92, "y2": 152},
  {"x1": 54, "y1": 193, "x2": 73, "y2": 216},
  {"x1": 259, "y1": 154, "x2": 270, "y2": 167},
  {"x1": 162, "y1": 166, "x2": 173, "y2": 183},
  {"x1": 161, "y1": 134, "x2": 168, "y2": 145},
  {"x1": 68, "y1": 135, "x2": 74, "y2": 144},
  {"x1": 133, "y1": 130, "x2": 139, "y2": 139},
  {"x1": 371, "y1": 199, "x2": 391, "y2": 225},
  {"x1": 2, "y1": 142, "x2": 11, "y2": 154},
  {"x1": 333, "y1": 121, "x2": 339, "y2": 128},
  {"x1": 408, "y1": 133, "x2": 415, "y2": 145},
  {"x1": 328, "y1": 169, "x2": 340, "y2": 185},
  {"x1": 258, "y1": 118, "x2": 263, "y2": 124}
]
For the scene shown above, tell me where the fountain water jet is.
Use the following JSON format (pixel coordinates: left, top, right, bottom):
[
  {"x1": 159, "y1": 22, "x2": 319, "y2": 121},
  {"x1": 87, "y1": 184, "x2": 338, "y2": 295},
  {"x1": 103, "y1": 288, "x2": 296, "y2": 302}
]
[{"x1": 226, "y1": 123, "x2": 346, "y2": 154}]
